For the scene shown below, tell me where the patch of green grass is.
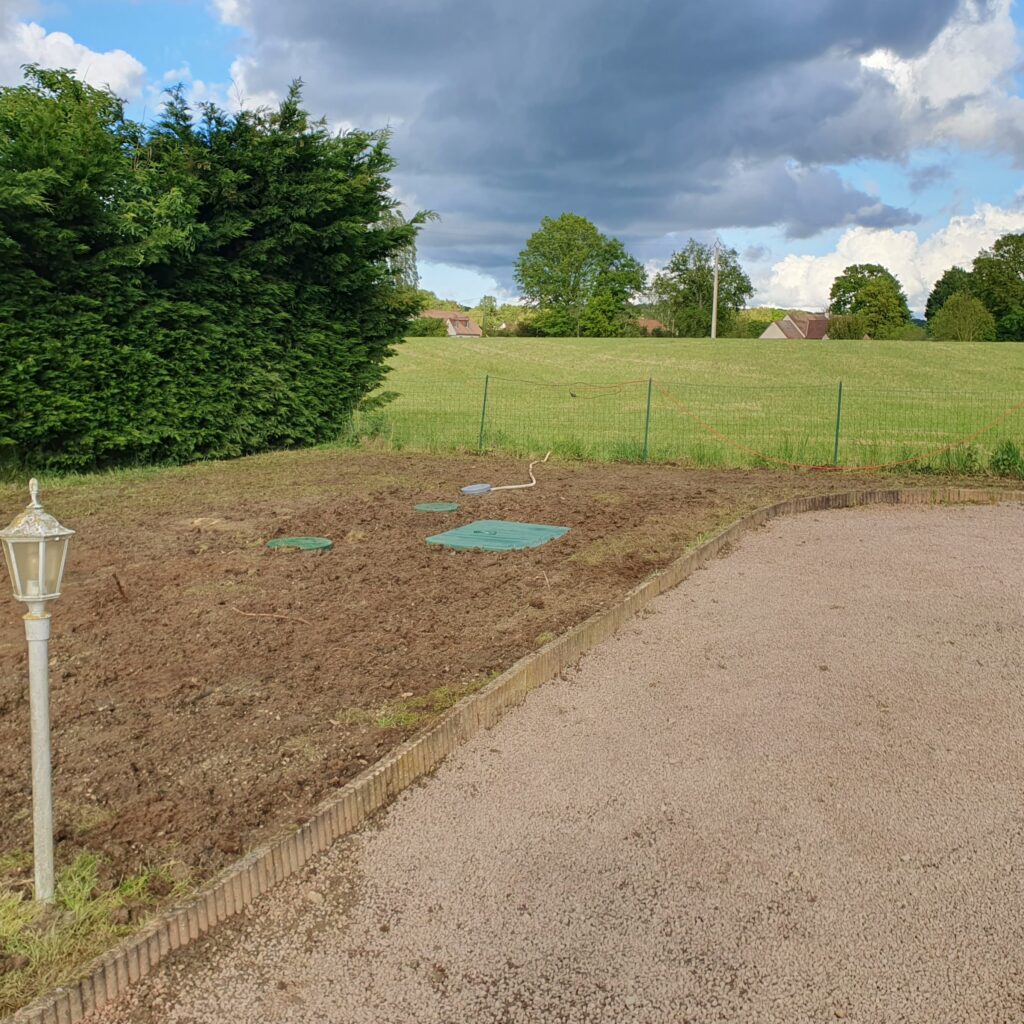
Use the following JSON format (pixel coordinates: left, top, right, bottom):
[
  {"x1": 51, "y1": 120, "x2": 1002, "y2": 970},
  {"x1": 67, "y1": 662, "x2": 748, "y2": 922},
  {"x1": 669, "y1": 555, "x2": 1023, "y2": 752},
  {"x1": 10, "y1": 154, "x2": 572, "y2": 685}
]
[
  {"x1": 375, "y1": 705, "x2": 422, "y2": 730},
  {"x1": 0, "y1": 852, "x2": 191, "y2": 1017},
  {"x1": 990, "y1": 438, "x2": 1024, "y2": 478},
  {"x1": 341, "y1": 678, "x2": 495, "y2": 735},
  {"x1": 0, "y1": 851, "x2": 32, "y2": 877},
  {"x1": 351, "y1": 337, "x2": 1024, "y2": 471}
]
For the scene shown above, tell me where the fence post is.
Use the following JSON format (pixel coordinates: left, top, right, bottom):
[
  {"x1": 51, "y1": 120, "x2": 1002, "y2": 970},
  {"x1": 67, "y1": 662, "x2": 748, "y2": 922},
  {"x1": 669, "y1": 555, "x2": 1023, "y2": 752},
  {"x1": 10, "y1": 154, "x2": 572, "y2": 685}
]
[
  {"x1": 833, "y1": 380, "x2": 844, "y2": 466},
  {"x1": 642, "y1": 378, "x2": 653, "y2": 462},
  {"x1": 478, "y1": 374, "x2": 490, "y2": 452}
]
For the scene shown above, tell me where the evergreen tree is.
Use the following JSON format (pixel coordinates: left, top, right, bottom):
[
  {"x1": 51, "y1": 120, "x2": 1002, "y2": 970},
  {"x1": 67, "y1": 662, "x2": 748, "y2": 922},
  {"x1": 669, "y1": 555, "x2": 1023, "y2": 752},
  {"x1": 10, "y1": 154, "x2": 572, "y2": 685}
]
[{"x1": 0, "y1": 69, "x2": 424, "y2": 470}]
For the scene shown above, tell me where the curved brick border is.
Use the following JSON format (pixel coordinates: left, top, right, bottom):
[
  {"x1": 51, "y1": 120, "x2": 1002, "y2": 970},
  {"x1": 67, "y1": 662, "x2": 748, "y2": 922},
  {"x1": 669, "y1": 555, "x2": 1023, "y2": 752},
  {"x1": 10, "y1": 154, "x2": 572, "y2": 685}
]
[{"x1": 9, "y1": 485, "x2": 1024, "y2": 1024}]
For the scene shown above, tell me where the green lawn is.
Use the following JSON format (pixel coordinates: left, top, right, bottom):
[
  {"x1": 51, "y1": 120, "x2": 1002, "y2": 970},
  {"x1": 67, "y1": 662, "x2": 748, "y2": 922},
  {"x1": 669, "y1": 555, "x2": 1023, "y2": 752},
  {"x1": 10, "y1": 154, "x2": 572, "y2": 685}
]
[{"x1": 354, "y1": 336, "x2": 1024, "y2": 471}]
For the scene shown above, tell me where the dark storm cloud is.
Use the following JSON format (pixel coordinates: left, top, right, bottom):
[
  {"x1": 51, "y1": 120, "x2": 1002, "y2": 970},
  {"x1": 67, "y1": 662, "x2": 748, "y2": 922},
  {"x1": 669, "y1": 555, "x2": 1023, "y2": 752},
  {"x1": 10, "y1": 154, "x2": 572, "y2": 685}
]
[{"x1": 227, "y1": 0, "x2": 973, "y2": 281}]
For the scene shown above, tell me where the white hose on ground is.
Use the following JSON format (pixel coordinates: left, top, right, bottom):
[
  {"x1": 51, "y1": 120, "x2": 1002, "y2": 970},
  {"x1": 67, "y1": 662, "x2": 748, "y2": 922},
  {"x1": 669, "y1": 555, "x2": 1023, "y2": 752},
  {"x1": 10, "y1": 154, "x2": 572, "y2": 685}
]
[{"x1": 489, "y1": 451, "x2": 551, "y2": 491}]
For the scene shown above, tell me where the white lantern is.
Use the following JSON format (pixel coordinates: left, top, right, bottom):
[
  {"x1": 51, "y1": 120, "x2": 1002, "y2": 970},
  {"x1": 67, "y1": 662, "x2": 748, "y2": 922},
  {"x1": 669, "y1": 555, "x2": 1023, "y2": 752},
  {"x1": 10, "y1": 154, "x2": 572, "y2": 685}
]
[{"x1": 0, "y1": 479, "x2": 74, "y2": 604}]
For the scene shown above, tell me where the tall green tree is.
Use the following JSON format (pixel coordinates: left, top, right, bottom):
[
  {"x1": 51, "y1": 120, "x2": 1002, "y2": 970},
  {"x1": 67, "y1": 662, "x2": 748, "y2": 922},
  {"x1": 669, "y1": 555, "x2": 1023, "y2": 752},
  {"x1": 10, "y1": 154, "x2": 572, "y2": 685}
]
[
  {"x1": 929, "y1": 291, "x2": 997, "y2": 342},
  {"x1": 0, "y1": 67, "x2": 160, "y2": 467},
  {"x1": 0, "y1": 68, "x2": 425, "y2": 471},
  {"x1": 514, "y1": 213, "x2": 644, "y2": 336},
  {"x1": 650, "y1": 240, "x2": 753, "y2": 338},
  {"x1": 828, "y1": 264, "x2": 911, "y2": 338},
  {"x1": 925, "y1": 266, "x2": 975, "y2": 322},
  {"x1": 972, "y1": 233, "x2": 1024, "y2": 340}
]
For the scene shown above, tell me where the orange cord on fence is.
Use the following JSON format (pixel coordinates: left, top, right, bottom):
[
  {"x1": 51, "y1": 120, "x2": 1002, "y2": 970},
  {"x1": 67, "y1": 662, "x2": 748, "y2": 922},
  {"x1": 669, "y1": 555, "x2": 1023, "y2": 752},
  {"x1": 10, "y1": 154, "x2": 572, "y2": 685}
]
[
  {"x1": 653, "y1": 384, "x2": 1024, "y2": 473},
  {"x1": 489, "y1": 376, "x2": 650, "y2": 389}
]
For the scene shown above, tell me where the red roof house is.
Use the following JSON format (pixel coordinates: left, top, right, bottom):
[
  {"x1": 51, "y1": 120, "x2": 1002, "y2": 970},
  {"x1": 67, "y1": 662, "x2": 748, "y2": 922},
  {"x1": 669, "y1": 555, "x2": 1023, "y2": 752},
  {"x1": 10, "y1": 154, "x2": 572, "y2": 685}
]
[
  {"x1": 760, "y1": 313, "x2": 829, "y2": 340},
  {"x1": 636, "y1": 318, "x2": 666, "y2": 334}
]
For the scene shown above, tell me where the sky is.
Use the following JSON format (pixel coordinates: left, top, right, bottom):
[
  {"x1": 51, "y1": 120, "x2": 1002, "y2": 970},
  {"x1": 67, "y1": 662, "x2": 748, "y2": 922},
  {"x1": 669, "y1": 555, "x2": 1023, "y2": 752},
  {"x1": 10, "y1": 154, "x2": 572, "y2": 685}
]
[{"x1": 3, "y1": 1, "x2": 1024, "y2": 314}]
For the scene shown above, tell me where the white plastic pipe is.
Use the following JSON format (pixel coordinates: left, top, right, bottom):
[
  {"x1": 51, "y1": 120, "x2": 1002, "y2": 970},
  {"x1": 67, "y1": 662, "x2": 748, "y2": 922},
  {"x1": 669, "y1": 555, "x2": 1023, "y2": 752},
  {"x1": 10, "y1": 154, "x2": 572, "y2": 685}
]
[
  {"x1": 488, "y1": 451, "x2": 552, "y2": 492},
  {"x1": 24, "y1": 602, "x2": 54, "y2": 902}
]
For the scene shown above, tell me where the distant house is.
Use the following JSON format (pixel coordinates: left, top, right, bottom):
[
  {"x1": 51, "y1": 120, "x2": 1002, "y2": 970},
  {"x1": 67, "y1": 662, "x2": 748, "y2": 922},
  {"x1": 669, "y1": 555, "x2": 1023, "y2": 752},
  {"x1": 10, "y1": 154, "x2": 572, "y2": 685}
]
[
  {"x1": 420, "y1": 309, "x2": 484, "y2": 337},
  {"x1": 760, "y1": 313, "x2": 829, "y2": 340},
  {"x1": 636, "y1": 318, "x2": 666, "y2": 335}
]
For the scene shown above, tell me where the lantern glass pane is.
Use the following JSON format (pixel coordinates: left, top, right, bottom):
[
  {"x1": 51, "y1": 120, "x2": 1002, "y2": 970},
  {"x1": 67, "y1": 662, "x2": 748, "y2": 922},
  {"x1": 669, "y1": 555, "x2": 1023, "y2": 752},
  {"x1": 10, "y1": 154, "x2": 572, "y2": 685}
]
[
  {"x1": 1, "y1": 542, "x2": 18, "y2": 598},
  {"x1": 10, "y1": 540, "x2": 42, "y2": 599},
  {"x1": 43, "y1": 537, "x2": 68, "y2": 595}
]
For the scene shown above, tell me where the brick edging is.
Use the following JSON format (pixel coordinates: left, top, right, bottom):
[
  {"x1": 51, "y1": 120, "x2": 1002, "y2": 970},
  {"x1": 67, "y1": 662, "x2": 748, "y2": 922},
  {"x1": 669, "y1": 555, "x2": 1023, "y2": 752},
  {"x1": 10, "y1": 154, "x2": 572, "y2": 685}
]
[{"x1": 9, "y1": 485, "x2": 1023, "y2": 1023}]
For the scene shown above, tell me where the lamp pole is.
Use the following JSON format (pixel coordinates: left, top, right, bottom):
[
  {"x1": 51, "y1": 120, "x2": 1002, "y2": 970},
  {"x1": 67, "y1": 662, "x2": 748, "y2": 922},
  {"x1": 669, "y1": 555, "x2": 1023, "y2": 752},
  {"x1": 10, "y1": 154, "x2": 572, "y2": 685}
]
[
  {"x1": 25, "y1": 599, "x2": 54, "y2": 900},
  {"x1": 710, "y1": 239, "x2": 721, "y2": 340},
  {"x1": 1, "y1": 480, "x2": 74, "y2": 902}
]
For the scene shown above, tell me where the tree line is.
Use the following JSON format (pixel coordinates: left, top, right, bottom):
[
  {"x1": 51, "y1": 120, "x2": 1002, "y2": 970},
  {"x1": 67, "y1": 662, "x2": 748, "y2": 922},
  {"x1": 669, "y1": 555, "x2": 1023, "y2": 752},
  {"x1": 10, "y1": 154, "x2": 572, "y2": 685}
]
[
  {"x1": 437, "y1": 211, "x2": 1024, "y2": 343},
  {"x1": 0, "y1": 67, "x2": 424, "y2": 471},
  {"x1": 922, "y1": 235, "x2": 1024, "y2": 341},
  {"x1": 506, "y1": 213, "x2": 755, "y2": 337},
  {"x1": 826, "y1": 237, "x2": 1024, "y2": 343}
]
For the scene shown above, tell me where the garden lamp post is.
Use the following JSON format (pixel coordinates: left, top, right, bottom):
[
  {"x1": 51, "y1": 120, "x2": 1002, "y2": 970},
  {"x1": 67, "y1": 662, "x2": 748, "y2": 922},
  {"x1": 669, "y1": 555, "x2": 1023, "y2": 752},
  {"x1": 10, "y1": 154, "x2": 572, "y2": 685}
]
[{"x1": 0, "y1": 479, "x2": 74, "y2": 902}]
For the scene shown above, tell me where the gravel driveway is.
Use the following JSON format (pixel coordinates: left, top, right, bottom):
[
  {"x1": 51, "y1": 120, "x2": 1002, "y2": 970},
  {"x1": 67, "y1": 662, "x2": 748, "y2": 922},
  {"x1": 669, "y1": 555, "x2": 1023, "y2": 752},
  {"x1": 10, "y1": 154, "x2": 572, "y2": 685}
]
[{"x1": 98, "y1": 503, "x2": 1024, "y2": 1024}]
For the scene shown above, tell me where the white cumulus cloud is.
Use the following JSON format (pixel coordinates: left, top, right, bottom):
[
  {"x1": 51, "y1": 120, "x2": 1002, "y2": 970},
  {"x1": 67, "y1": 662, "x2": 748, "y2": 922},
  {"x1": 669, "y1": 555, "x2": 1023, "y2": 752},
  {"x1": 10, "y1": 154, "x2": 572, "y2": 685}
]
[
  {"x1": 209, "y1": 0, "x2": 248, "y2": 27},
  {"x1": 861, "y1": 0, "x2": 1024, "y2": 157},
  {"x1": 0, "y1": 17, "x2": 145, "y2": 97},
  {"x1": 759, "y1": 204, "x2": 1024, "y2": 313},
  {"x1": 225, "y1": 56, "x2": 279, "y2": 111}
]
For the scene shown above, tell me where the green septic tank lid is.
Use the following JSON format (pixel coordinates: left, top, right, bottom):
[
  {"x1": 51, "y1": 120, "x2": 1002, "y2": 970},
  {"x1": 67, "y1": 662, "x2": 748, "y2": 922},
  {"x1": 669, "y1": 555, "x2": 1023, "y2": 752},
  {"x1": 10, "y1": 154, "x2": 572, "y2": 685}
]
[
  {"x1": 415, "y1": 502, "x2": 460, "y2": 512},
  {"x1": 266, "y1": 536, "x2": 333, "y2": 551},
  {"x1": 426, "y1": 520, "x2": 569, "y2": 552}
]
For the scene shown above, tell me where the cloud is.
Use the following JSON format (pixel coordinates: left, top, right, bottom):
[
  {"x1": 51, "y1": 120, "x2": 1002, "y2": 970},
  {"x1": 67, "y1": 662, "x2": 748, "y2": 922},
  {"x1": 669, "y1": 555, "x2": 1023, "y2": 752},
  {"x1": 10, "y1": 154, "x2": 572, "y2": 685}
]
[
  {"x1": 759, "y1": 203, "x2": 1024, "y2": 312},
  {"x1": 660, "y1": 161, "x2": 919, "y2": 240},
  {"x1": 150, "y1": 61, "x2": 240, "y2": 112},
  {"x1": 0, "y1": 12, "x2": 145, "y2": 98},
  {"x1": 861, "y1": 0, "x2": 1024, "y2": 158},
  {"x1": 209, "y1": 0, "x2": 247, "y2": 27},
  {"x1": 119, "y1": 0, "x2": 1024, "y2": 287},
  {"x1": 908, "y1": 163, "x2": 953, "y2": 193},
  {"x1": 213, "y1": 0, "x2": 985, "y2": 283}
]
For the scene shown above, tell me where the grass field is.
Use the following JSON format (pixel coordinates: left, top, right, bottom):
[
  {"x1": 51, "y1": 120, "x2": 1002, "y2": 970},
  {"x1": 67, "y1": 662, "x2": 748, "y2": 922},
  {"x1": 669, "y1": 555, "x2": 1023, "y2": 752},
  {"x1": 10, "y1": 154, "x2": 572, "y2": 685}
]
[{"x1": 355, "y1": 336, "x2": 1024, "y2": 471}]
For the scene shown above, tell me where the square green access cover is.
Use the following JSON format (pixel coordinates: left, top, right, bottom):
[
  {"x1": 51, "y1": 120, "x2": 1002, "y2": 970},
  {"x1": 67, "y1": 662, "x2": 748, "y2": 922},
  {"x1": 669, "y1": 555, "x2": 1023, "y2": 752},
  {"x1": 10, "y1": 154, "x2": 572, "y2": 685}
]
[{"x1": 426, "y1": 519, "x2": 570, "y2": 551}]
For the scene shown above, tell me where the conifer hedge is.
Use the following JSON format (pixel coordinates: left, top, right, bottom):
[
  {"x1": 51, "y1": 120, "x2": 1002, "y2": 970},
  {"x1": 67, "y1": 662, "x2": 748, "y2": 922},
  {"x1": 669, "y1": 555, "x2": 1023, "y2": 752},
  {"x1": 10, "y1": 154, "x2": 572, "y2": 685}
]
[{"x1": 0, "y1": 67, "x2": 423, "y2": 472}]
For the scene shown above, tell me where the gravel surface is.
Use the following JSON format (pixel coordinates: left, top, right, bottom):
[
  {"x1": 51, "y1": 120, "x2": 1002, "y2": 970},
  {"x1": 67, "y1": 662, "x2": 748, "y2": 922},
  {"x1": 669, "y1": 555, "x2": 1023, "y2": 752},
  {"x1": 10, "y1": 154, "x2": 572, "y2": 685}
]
[{"x1": 96, "y1": 504, "x2": 1024, "y2": 1024}]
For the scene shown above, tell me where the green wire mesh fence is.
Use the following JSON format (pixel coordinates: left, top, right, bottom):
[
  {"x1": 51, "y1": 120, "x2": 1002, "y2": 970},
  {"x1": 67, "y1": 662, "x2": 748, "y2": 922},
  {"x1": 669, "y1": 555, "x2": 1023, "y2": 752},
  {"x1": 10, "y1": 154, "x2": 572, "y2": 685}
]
[{"x1": 351, "y1": 376, "x2": 1024, "y2": 472}]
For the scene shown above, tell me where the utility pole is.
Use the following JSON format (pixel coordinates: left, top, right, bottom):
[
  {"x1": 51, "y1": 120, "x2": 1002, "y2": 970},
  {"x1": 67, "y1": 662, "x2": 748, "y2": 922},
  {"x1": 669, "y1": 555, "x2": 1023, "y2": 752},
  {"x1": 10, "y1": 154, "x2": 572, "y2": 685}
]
[{"x1": 710, "y1": 239, "x2": 721, "y2": 339}]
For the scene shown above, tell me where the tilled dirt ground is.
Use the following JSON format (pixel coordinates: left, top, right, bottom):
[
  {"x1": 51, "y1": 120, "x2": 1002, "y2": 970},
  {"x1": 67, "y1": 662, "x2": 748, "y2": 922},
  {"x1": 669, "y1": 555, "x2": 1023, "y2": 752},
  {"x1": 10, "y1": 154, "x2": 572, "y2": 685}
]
[
  {"x1": 95, "y1": 503, "x2": 1024, "y2": 1024},
  {"x1": 1, "y1": 449, "x2": 902, "y2": 895}
]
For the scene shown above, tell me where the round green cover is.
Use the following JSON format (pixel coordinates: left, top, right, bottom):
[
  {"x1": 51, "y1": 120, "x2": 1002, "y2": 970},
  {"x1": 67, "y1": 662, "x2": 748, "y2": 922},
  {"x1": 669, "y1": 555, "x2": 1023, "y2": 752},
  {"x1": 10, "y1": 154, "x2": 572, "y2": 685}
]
[
  {"x1": 415, "y1": 502, "x2": 460, "y2": 512},
  {"x1": 266, "y1": 536, "x2": 333, "y2": 551}
]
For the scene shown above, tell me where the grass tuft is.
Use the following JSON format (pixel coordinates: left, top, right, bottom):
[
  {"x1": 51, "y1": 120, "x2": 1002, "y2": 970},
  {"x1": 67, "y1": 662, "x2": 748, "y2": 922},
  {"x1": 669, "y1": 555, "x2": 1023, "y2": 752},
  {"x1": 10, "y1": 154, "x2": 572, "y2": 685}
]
[
  {"x1": 0, "y1": 852, "x2": 191, "y2": 1016},
  {"x1": 340, "y1": 678, "x2": 494, "y2": 736}
]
